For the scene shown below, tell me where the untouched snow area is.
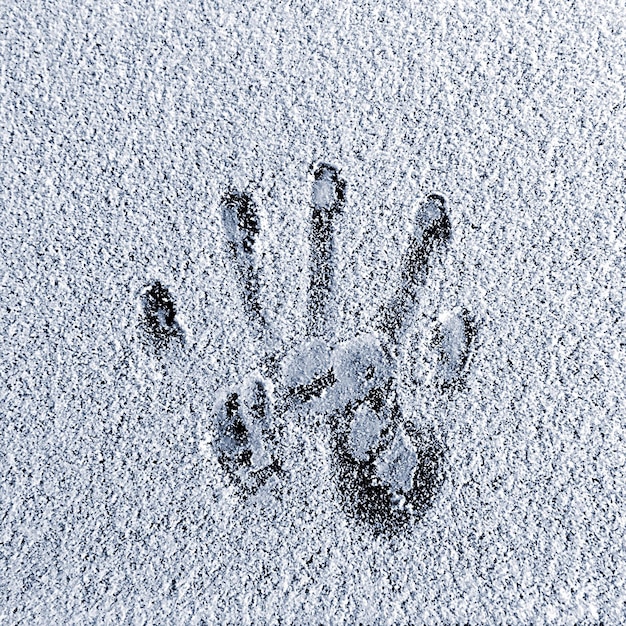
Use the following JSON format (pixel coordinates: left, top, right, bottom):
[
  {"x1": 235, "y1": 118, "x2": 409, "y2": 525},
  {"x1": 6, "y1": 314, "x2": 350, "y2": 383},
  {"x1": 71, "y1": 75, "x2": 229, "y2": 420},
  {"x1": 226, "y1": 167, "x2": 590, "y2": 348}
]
[{"x1": 1, "y1": 1, "x2": 625, "y2": 623}]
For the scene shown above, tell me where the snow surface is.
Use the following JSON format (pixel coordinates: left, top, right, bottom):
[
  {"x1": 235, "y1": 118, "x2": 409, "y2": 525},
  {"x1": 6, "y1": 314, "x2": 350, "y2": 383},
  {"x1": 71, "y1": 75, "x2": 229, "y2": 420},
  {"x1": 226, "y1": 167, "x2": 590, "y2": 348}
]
[{"x1": 1, "y1": 0, "x2": 625, "y2": 623}]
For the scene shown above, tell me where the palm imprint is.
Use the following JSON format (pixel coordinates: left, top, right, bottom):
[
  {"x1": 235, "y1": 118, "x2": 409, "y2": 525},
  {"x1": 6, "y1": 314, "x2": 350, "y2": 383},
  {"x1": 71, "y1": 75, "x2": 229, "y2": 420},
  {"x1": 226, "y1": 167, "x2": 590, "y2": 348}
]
[{"x1": 140, "y1": 163, "x2": 476, "y2": 536}]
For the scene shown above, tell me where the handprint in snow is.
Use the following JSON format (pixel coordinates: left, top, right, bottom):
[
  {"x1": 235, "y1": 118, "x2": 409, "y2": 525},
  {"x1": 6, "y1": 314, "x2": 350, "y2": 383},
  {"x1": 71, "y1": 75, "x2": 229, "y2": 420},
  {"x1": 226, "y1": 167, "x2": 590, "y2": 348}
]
[{"x1": 141, "y1": 164, "x2": 476, "y2": 535}]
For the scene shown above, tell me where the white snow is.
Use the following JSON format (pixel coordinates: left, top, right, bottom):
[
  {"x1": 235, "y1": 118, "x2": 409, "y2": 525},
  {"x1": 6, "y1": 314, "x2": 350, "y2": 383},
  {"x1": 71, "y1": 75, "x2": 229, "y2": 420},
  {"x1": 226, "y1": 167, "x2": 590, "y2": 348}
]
[{"x1": 1, "y1": 0, "x2": 625, "y2": 624}]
